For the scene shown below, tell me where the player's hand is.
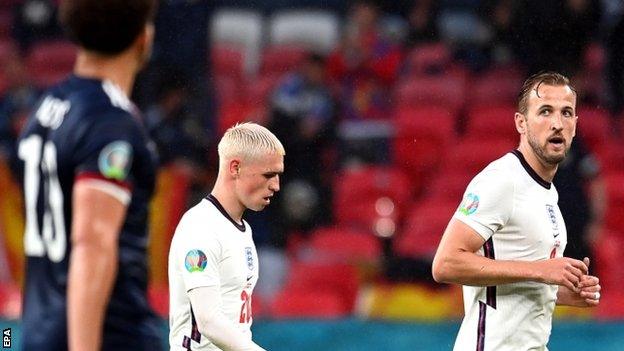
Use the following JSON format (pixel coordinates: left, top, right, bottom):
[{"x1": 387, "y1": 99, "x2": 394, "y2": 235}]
[
  {"x1": 536, "y1": 257, "x2": 588, "y2": 292},
  {"x1": 578, "y1": 257, "x2": 601, "y2": 306},
  {"x1": 577, "y1": 274, "x2": 601, "y2": 306}
]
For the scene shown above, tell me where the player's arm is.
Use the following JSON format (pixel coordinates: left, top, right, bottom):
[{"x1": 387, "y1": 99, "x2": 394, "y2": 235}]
[
  {"x1": 188, "y1": 287, "x2": 266, "y2": 351},
  {"x1": 67, "y1": 180, "x2": 129, "y2": 351},
  {"x1": 432, "y1": 218, "x2": 588, "y2": 290}
]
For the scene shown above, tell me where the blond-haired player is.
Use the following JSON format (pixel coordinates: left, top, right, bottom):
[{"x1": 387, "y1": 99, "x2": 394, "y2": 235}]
[
  {"x1": 432, "y1": 72, "x2": 601, "y2": 351},
  {"x1": 169, "y1": 122, "x2": 284, "y2": 350}
]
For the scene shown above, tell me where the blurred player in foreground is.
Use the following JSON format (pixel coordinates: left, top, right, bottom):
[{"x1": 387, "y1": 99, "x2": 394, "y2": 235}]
[
  {"x1": 17, "y1": 0, "x2": 161, "y2": 349},
  {"x1": 168, "y1": 122, "x2": 284, "y2": 350},
  {"x1": 432, "y1": 72, "x2": 601, "y2": 351}
]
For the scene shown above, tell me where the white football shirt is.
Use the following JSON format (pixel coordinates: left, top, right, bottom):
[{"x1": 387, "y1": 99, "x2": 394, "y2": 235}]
[
  {"x1": 452, "y1": 150, "x2": 567, "y2": 351},
  {"x1": 169, "y1": 195, "x2": 259, "y2": 350}
]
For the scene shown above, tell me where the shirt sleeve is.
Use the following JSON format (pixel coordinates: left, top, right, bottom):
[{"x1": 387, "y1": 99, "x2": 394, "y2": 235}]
[
  {"x1": 188, "y1": 287, "x2": 265, "y2": 351},
  {"x1": 453, "y1": 167, "x2": 515, "y2": 241},
  {"x1": 174, "y1": 213, "x2": 222, "y2": 291},
  {"x1": 72, "y1": 112, "x2": 138, "y2": 204}
]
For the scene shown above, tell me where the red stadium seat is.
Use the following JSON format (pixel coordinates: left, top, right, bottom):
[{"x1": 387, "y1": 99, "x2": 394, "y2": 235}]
[
  {"x1": 468, "y1": 65, "x2": 523, "y2": 107},
  {"x1": 304, "y1": 226, "x2": 382, "y2": 263},
  {"x1": 465, "y1": 104, "x2": 518, "y2": 142},
  {"x1": 576, "y1": 43, "x2": 606, "y2": 101},
  {"x1": 26, "y1": 40, "x2": 77, "y2": 88},
  {"x1": 392, "y1": 106, "x2": 456, "y2": 194},
  {"x1": 392, "y1": 199, "x2": 457, "y2": 259},
  {"x1": 333, "y1": 198, "x2": 401, "y2": 237},
  {"x1": 442, "y1": 137, "x2": 516, "y2": 174},
  {"x1": 603, "y1": 172, "x2": 624, "y2": 231},
  {"x1": 584, "y1": 42, "x2": 605, "y2": 73},
  {"x1": 260, "y1": 44, "x2": 307, "y2": 76},
  {"x1": 213, "y1": 74, "x2": 242, "y2": 105},
  {"x1": 211, "y1": 44, "x2": 245, "y2": 81},
  {"x1": 576, "y1": 107, "x2": 611, "y2": 153},
  {"x1": 593, "y1": 230, "x2": 624, "y2": 319},
  {"x1": 425, "y1": 169, "x2": 472, "y2": 201},
  {"x1": 250, "y1": 293, "x2": 266, "y2": 319},
  {"x1": 0, "y1": 11, "x2": 11, "y2": 40},
  {"x1": 245, "y1": 72, "x2": 283, "y2": 105},
  {"x1": 271, "y1": 288, "x2": 348, "y2": 318},
  {"x1": 283, "y1": 262, "x2": 360, "y2": 311},
  {"x1": 0, "y1": 40, "x2": 17, "y2": 95},
  {"x1": 595, "y1": 140, "x2": 624, "y2": 173},
  {"x1": 217, "y1": 102, "x2": 268, "y2": 136},
  {"x1": 334, "y1": 166, "x2": 413, "y2": 230},
  {"x1": 0, "y1": 39, "x2": 16, "y2": 63},
  {"x1": 393, "y1": 73, "x2": 466, "y2": 113},
  {"x1": 147, "y1": 284, "x2": 169, "y2": 318},
  {"x1": 0, "y1": 71, "x2": 6, "y2": 96},
  {"x1": 403, "y1": 43, "x2": 452, "y2": 75}
]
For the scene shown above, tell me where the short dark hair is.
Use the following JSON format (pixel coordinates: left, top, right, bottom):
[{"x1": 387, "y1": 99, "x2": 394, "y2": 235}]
[
  {"x1": 59, "y1": 0, "x2": 157, "y2": 55},
  {"x1": 306, "y1": 53, "x2": 326, "y2": 66},
  {"x1": 517, "y1": 71, "x2": 576, "y2": 115}
]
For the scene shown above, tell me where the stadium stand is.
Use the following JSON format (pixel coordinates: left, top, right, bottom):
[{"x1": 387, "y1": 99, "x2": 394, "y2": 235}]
[{"x1": 268, "y1": 10, "x2": 340, "y2": 54}]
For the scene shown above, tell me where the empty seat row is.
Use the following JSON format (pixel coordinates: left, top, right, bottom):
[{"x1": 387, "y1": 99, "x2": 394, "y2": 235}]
[{"x1": 211, "y1": 9, "x2": 340, "y2": 76}]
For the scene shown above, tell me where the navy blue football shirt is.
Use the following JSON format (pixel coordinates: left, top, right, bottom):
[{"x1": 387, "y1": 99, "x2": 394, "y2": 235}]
[{"x1": 17, "y1": 75, "x2": 162, "y2": 350}]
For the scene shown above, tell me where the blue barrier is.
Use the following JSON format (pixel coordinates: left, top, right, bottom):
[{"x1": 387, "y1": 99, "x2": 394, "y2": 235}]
[{"x1": 1, "y1": 318, "x2": 623, "y2": 350}]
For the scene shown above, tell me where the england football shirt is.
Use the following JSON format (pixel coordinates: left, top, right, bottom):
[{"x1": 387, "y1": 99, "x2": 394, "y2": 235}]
[
  {"x1": 452, "y1": 150, "x2": 567, "y2": 351},
  {"x1": 169, "y1": 195, "x2": 259, "y2": 350}
]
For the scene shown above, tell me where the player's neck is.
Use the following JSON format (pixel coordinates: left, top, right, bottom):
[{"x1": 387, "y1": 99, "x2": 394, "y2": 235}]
[
  {"x1": 209, "y1": 187, "x2": 245, "y2": 223},
  {"x1": 517, "y1": 144, "x2": 558, "y2": 182},
  {"x1": 73, "y1": 50, "x2": 138, "y2": 97}
]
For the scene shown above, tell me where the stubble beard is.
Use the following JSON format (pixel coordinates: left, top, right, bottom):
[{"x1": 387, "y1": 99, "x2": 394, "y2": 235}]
[{"x1": 526, "y1": 129, "x2": 567, "y2": 165}]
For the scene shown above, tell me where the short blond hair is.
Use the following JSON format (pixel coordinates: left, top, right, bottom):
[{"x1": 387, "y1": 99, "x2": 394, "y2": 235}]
[{"x1": 218, "y1": 122, "x2": 285, "y2": 163}]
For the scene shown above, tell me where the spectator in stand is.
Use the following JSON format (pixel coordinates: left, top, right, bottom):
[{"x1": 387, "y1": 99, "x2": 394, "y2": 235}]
[
  {"x1": 606, "y1": 12, "x2": 624, "y2": 131},
  {"x1": 144, "y1": 72, "x2": 210, "y2": 198},
  {"x1": 510, "y1": 0, "x2": 601, "y2": 77},
  {"x1": 268, "y1": 53, "x2": 336, "y2": 246},
  {"x1": 0, "y1": 50, "x2": 40, "y2": 171},
  {"x1": 12, "y1": 0, "x2": 63, "y2": 53},
  {"x1": 478, "y1": 0, "x2": 515, "y2": 66},
  {"x1": 145, "y1": 74, "x2": 207, "y2": 167},
  {"x1": 404, "y1": 0, "x2": 440, "y2": 47},
  {"x1": 327, "y1": 0, "x2": 402, "y2": 121},
  {"x1": 135, "y1": 0, "x2": 215, "y2": 141}
]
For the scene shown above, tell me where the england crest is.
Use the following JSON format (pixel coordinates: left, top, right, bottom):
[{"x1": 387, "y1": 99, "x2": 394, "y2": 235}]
[
  {"x1": 545, "y1": 204, "x2": 560, "y2": 238},
  {"x1": 245, "y1": 247, "x2": 254, "y2": 271}
]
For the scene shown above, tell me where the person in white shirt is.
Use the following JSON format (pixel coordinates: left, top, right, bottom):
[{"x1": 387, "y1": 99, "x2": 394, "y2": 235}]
[
  {"x1": 169, "y1": 122, "x2": 285, "y2": 351},
  {"x1": 432, "y1": 72, "x2": 601, "y2": 351}
]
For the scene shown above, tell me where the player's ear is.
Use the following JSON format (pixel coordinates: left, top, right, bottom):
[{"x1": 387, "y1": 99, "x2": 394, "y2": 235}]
[
  {"x1": 229, "y1": 159, "x2": 241, "y2": 178},
  {"x1": 514, "y1": 112, "x2": 526, "y2": 134},
  {"x1": 134, "y1": 23, "x2": 154, "y2": 63}
]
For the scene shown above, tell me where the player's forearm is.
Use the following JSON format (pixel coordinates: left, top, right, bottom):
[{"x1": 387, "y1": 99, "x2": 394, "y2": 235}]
[
  {"x1": 67, "y1": 243, "x2": 118, "y2": 351},
  {"x1": 196, "y1": 311, "x2": 265, "y2": 351},
  {"x1": 189, "y1": 288, "x2": 265, "y2": 351},
  {"x1": 432, "y1": 250, "x2": 542, "y2": 286}
]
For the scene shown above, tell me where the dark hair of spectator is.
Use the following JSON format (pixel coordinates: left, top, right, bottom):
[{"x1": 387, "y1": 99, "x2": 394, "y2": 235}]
[
  {"x1": 58, "y1": 0, "x2": 157, "y2": 55},
  {"x1": 517, "y1": 71, "x2": 576, "y2": 115},
  {"x1": 306, "y1": 53, "x2": 326, "y2": 66}
]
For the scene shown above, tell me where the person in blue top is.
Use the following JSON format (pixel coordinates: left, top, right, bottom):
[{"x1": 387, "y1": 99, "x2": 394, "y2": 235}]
[{"x1": 17, "y1": 0, "x2": 162, "y2": 349}]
